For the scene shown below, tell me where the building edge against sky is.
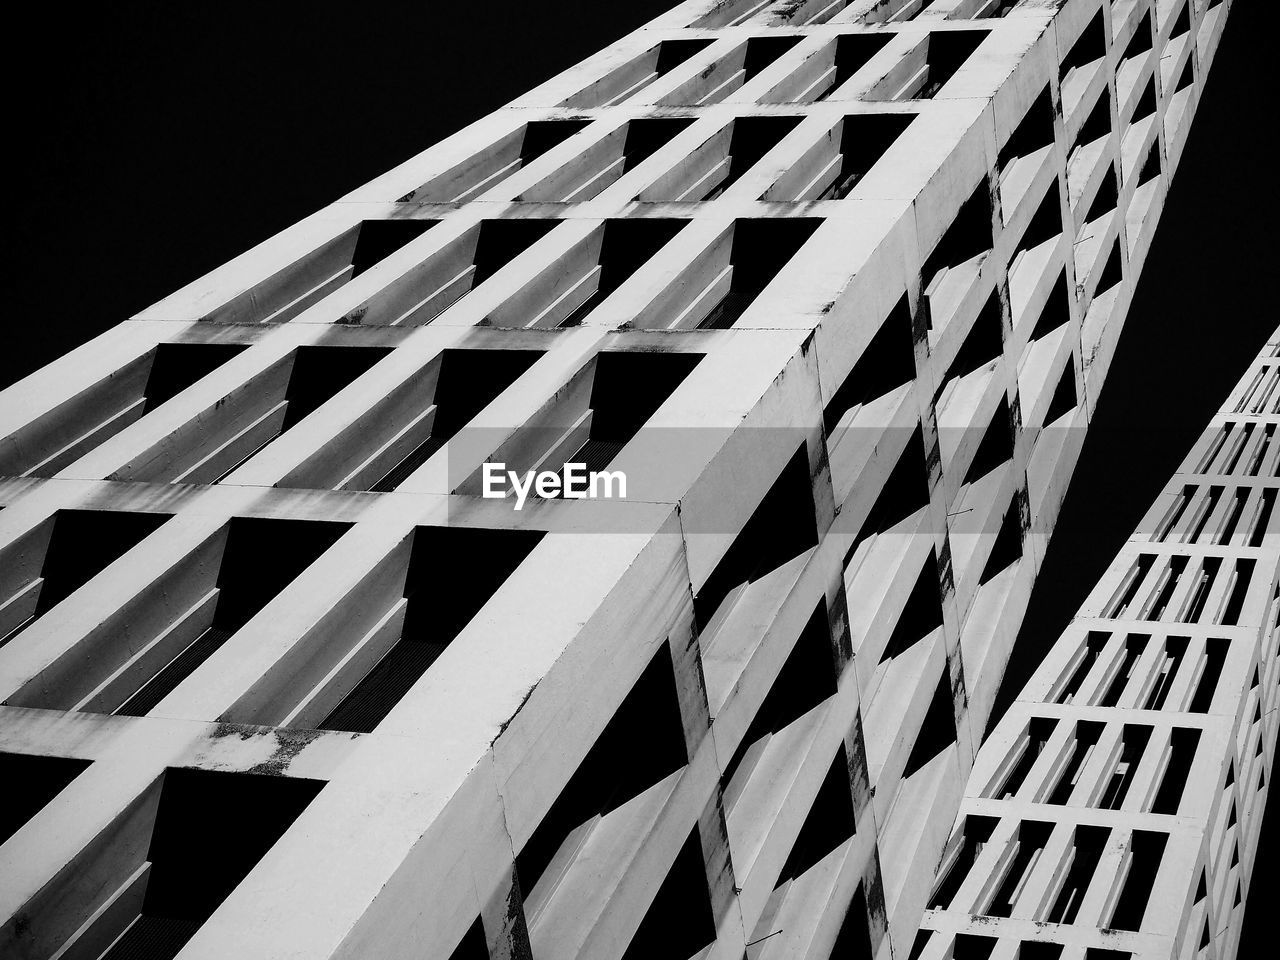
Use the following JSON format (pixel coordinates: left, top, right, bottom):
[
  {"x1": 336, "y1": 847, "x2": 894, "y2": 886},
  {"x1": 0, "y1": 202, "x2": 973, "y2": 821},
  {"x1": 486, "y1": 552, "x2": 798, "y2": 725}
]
[{"x1": 0, "y1": 1, "x2": 1242, "y2": 959}]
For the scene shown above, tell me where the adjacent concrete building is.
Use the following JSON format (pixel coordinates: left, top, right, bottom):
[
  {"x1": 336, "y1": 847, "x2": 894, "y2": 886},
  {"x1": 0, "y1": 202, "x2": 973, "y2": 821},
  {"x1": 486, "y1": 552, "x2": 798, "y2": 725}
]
[
  {"x1": 917, "y1": 325, "x2": 1278, "y2": 960},
  {"x1": 0, "y1": 1, "x2": 1237, "y2": 958}
]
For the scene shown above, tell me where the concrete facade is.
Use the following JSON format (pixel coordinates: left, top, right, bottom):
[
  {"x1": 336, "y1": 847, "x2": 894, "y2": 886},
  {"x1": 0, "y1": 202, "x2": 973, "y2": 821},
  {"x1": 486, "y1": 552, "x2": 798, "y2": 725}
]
[
  {"x1": 917, "y1": 325, "x2": 1279, "y2": 960},
  {"x1": 0, "y1": 1, "x2": 1234, "y2": 959}
]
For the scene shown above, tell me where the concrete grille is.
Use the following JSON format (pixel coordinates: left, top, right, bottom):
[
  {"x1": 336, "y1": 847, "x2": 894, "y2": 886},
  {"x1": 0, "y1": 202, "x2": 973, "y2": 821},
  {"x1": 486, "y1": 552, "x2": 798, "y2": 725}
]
[{"x1": 0, "y1": 1, "x2": 1237, "y2": 958}]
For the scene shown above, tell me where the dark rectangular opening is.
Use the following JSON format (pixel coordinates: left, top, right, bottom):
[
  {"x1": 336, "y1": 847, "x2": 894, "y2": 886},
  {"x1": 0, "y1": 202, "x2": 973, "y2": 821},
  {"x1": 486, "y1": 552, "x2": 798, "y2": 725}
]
[
  {"x1": 986, "y1": 820, "x2": 1053, "y2": 918},
  {"x1": 776, "y1": 744, "x2": 856, "y2": 883},
  {"x1": 1143, "y1": 639, "x2": 1187, "y2": 709},
  {"x1": 1218, "y1": 559, "x2": 1254, "y2": 625},
  {"x1": 1085, "y1": 167, "x2": 1119, "y2": 223},
  {"x1": 831, "y1": 883, "x2": 875, "y2": 960},
  {"x1": 823, "y1": 295, "x2": 916, "y2": 434},
  {"x1": 695, "y1": 443, "x2": 818, "y2": 630},
  {"x1": 98, "y1": 768, "x2": 323, "y2": 960},
  {"x1": 819, "y1": 114, "x2": 916, "y2": 199},
  {"x1": 1, "y1": 752, "x2": 92, "y2": 844},
  {"x1": 1046, "y1": 826, "x2": 1109, "y2": 923},
  {"x1": 1122, "y1": 13, "x2": 1154, "y2": 61},
  {"x1": 990, "y1": 717, "x2": 1057, "y2": 799},
  {"x1": 1020, "y1": 179, "x2": 1064, "y2": 251},
  {"x1": 1029, "y1": 271, "x2": 1072, "y2": 340},
  {"x1": 36, "y1": 510, "x2": 171, "y2": 619},
  {"x1": 1056, "y1": 631, "x2": 1109, "y2": 704},
  {"x1": 1043, "y1": 360, "x2": 1078, "y2": 426},
  {"x1": 983, "y1": 496, "x2": 1024, "y2": 586},
  {"x1": 1188, "y1": 640, "x2": 1225, "y2": 712},
  {"x1": 1106, "y1": 558, "x2": 1153, "y2": 618},
  {"x1": 845, "y1": 427, "x2": 931, "y2": 569},
  {"x1": 1046, "y1": 720, "x2": 1103, "y2": 804},
  {"x1": 546, "y1": 350, "x2": 704, "y2": 482},
  {"x1": 722, "y1": 600, "x2": 838, "y2": 790},
  {"x1": 517, "y1": 643, "x2": 688, "y2": 896},
  {"x1": 998, "y1": 88, "x2": 1056, "y2": 170},
  {"x1": 278, "y1": 345, "x2": 393, "y2": 433},
  {"x1": 825, "y1": 34, "x2": 895, "y2": 96},
  {"x1": 915, "y1": 31, "x2": 989, "y2": 99},
  {"x1": 1061, "y1": 14, "x2": 1105, "y2": 79},
  {"x1": 1108, "y1": 830, "x2": 1167, "y2": 931},
  {"x1": 903, "y1": 669, "x2": 957, "y2": 777},
  {"x1": 118, "y1": 518, "x2": 350, "y2": 716},
  {"x1": 142, "y1": 344, "x2": 248, "y2": 413},
  {"x1": 349, "y1": 220, "x2": 439, "y2": 277},
  {"x1": 1151, "y1": 726, "x2": 1203, "y2": 812},
  {"x1": 1099, "y1": 724, "x2": 1152, "y2": 809},
  {"x1": 1098, "y1": 635, "x2": 1148, "y2": 708},
  {"x1": 964, "y1": 397, "x2": 1014, "y2": 486},
  {"x1": 559, "y1": 219, "x2": 687, "y2": 326},
  {"x1": 881, "y1": 551, "x2": 944, "y2": 663},
  {"x1": 954, "y1": 933, "x2": 998, "y2": 959},
  {"x1": 1136, "y1": 142, "x2": 1161, "y2": 186},
  {"x1": 1130, "y1": 80, "x2": 1157, "y2": 124},
  {"x1": 701, "y1": 116, "x2": 804, "y2": 200},
  {"x1": 1076, "y1": 90, "x2": 1112, "y2": 146},
  {"x1": 698, "y1": 218, "x2": 821, "y2": 328},
  {"x1": 621, "y1": 118, "x2": 697, "y2": 174},
  {"x1": 367, "y1": 349, "x2": 543, "y2": 492},
  {"x1": 744, "y1": 35, "x2": 803, "y2": 79},
  {"x1": 1249, "y1": 489, "x2": 1275, "y2": 546},
  {"x1": 471, "y1": 219, "x2": 561, "y2": 286},
  {"x1": 2, "y1": 509, "x2": 171, "y2": 648},
  {"x1": 1093, "y1": 240, "x2": 1123, "y2": 296},
  {"x1": 620, "y1": 828, "x2": 715, "y2": 960},
  {"x1": 922, "y1": 179, "x2": 994, "y2": 309},
  {"x1": 321, "y1": 525, "x2": 544, "y2": 734},
  {"x1": 929, "y1": 815, "x2": 999, "y2": 909},
  {"x1": 946, "y1": 293, "x2": 1004, "y2": 381}
]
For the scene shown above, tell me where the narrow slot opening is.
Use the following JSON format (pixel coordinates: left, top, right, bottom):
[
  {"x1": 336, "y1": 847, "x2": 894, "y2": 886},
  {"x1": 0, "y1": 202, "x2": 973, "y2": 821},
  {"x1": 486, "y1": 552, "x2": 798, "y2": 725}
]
[
  {"x1": 1098, "y1": 635, "x2": 1148, "y2": 707},
  {"x1": 989, "y1": 718, "x2": 1057, "y2": 799},
  {"x1": 1108, "y1": 830, "x2": 1167, "y2": 931},
  {"x1": 1046, "y1": 720, "x2": 1103, "y2": 804},
  {"x1": 986, "y1": 820, "x2": 1053, "y2": 918},
  {"x1": 1055, "y1": 631, "x2": 1109, "y2": 704},
  {"x1": 928, "y1": 815, "x2": 1000, "y2": 909},
  {"x1": 1047, "y1": 826, "x2": 1110, "y2": 924},
  {"x1": 1099, "y1": 725, "x2": 1152, "y2": 808},
  {"x1": 1188, "y1": 640, "x2": 1225, "y2": 713}
]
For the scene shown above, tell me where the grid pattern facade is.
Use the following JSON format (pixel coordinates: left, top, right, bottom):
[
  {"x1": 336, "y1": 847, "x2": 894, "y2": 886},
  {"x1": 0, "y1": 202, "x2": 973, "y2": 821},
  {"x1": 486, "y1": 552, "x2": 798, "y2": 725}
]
[
  {"x1": 917, "y1": 326, "x2": 1280, "y2": 960},
  {"x1": 0, "y1": 1, "x2": 1232, "y2": 959}
]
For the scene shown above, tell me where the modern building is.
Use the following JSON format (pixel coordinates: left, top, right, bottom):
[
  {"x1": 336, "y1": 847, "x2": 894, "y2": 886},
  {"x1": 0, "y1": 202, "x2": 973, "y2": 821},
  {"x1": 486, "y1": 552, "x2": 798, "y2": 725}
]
[
  {"x1": 0, "y1": 1, "x2": 1236, "y2": 959},
  {"x1": 917, "y1": 325, "x2": 1278, "y2": 960}
]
